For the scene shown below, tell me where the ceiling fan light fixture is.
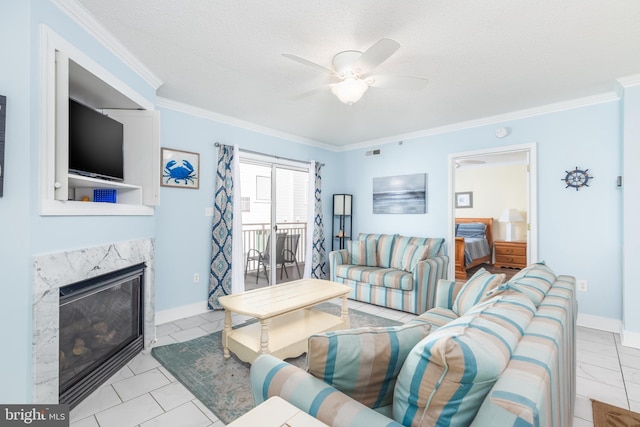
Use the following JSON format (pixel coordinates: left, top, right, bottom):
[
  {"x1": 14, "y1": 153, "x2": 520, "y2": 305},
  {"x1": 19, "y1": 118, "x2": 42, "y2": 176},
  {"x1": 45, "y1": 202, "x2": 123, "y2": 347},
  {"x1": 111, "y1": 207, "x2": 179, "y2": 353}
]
[{"x1": 331, "y1": 77, "x2": 368, "y2": 105}]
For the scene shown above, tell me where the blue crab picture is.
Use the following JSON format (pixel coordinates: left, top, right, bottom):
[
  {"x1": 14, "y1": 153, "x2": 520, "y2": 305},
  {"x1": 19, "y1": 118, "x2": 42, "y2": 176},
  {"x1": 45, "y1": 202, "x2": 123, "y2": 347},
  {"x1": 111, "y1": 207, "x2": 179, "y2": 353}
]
[{"x1": 163, "y1": 159, "x2": 198, "y2": 185}]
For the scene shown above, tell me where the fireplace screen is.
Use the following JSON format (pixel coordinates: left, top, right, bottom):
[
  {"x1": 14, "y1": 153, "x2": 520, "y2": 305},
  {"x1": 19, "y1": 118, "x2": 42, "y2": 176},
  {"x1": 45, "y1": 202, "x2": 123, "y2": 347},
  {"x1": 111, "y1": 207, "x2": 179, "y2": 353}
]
[{"x1": 59, "y1": 263, "x2": 145, "y2": 407}]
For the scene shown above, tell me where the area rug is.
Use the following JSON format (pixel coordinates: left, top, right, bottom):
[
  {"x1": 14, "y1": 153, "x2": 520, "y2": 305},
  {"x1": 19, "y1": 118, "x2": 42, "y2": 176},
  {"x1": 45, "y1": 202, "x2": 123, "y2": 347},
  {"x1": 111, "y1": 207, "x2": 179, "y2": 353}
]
[
  {"x1": 592, "y1": 399, "x2": 640, "y2": 426},
  {"x1": 151, "y1": 303, "x2": 402, "y2": 424}
]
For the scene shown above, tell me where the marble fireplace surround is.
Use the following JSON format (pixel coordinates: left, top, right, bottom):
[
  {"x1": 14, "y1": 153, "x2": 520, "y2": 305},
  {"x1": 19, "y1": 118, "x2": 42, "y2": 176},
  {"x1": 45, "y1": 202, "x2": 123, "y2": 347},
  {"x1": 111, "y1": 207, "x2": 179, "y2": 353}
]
[{"x1": 33, "y1": 238, "x2": 155, "y2": 403}]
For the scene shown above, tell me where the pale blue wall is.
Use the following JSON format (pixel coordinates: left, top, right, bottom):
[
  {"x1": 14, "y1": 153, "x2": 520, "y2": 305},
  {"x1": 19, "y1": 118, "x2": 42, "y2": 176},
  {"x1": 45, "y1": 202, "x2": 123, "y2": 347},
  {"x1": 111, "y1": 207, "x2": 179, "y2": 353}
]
[
  {"x1": 154, "y1": 107, "x2": 340, "y2": 312},
  {"x1": 28, "y1": 0, "x2": 157, "y2": 256},
  {"x1": 337, "y1": 100, "x2": 623, "y2": 321},
  {"x1": 0, "y1": 0, "x2": 158, "y2": 403},
  {"x1": 0, "y1": 0, "x2": 32, "y2": 404}
]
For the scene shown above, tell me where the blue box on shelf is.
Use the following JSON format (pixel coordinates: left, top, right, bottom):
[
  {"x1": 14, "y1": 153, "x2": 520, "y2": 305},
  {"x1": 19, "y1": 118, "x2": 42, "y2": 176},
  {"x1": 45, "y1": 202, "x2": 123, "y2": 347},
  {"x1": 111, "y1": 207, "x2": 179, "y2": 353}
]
[{"x1": 94, "y1": 188, "x2": 117, "y2": 203}]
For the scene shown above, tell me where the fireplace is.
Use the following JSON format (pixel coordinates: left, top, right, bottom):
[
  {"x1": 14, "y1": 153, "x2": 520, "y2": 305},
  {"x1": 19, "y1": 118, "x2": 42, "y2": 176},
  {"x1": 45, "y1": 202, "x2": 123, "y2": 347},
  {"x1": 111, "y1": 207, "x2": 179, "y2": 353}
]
[
  {"x1": 32, "y1": 239, "x2": 155, "y2": 406},
  {"x1": 59, "y1": 263, "x2": 145, "y2": 408}
]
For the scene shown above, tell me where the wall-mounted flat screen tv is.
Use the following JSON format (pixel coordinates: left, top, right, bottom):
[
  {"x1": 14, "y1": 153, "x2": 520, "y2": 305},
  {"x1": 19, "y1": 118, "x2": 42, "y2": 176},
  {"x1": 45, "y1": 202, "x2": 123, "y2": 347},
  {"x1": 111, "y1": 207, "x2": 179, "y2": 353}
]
[{"x1": 68, "y1": 98, "x2": 124, "y2": 182}]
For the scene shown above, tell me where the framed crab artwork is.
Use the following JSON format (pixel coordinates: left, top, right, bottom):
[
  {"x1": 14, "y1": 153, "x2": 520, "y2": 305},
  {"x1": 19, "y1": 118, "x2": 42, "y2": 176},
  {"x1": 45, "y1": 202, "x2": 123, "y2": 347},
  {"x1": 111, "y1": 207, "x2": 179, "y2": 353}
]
[{"x1": 161, "y1": 147, "x2": 200, "y2": 189}]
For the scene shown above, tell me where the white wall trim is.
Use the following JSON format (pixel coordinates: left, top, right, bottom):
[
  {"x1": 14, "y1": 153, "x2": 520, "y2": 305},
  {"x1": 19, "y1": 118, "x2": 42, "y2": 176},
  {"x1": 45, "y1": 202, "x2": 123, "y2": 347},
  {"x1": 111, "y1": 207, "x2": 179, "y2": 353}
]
[
  {"x1": 155, "y1": 301, "x2": 210, "y2": 326},
  {"x1": 157, "y1": 91, "x2": 618, "y2": 154},
  {"x1": 621, "y1": 329, "x2": 640, "y2": 350},
  {"x1": 156, "y1": 97, "x2": 337, "y2": 151},
  {"x1": 577, "y1": 313, "x2": 622, "y2": 334},
  {"x1": 52, "y1": 0, "x2": 163, "y2": 89},
  {"x1": 344, "y1": 92, "x2": 619, "y2": 152},
  {"x1": 617, "y1": 73, "x2": 640, "y2": 88}
]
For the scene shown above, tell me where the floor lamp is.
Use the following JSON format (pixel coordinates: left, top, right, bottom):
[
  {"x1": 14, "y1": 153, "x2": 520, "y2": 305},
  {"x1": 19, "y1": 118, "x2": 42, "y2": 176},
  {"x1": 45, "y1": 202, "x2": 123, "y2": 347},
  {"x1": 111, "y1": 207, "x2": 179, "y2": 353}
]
[{"x1": 499, "y1": 208, "x2": 524, "y2": 241}]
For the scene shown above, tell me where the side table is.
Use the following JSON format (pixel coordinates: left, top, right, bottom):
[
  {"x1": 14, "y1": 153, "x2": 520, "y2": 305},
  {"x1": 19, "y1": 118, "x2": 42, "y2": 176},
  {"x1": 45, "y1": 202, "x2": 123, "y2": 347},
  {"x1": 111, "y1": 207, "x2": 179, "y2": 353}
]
[
  {"x1": 227, "y1": 396, "x2": 328, "y2": 427},
  {"x1": 494, "y1": 240, "x2": 527, "y2": 269}
]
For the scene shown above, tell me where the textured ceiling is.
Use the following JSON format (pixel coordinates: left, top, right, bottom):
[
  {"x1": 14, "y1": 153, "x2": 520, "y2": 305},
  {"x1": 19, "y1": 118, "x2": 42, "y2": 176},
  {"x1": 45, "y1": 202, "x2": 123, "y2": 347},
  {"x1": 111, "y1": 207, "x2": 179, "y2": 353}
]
[{"x1": 76, "y1": 0, "x2": 640, "y2": 148}]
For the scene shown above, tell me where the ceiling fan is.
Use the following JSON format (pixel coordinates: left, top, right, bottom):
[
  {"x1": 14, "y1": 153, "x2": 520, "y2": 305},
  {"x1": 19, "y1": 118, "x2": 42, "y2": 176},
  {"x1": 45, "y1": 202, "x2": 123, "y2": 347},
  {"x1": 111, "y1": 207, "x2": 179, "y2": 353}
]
[{"x1": 282, "y1": 38, "x2": 428, "y2": 105}]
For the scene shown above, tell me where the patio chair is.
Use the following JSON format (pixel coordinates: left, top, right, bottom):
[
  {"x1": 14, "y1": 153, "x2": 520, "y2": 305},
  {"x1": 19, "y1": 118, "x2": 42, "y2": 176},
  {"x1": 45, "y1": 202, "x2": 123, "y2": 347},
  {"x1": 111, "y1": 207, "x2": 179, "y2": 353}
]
[
  {"x1": 278, "y1": 234, "x2": 301, "y2": 280},
  {"x1": 244, "y1": 232, "x2": 287, "y2": 284}
]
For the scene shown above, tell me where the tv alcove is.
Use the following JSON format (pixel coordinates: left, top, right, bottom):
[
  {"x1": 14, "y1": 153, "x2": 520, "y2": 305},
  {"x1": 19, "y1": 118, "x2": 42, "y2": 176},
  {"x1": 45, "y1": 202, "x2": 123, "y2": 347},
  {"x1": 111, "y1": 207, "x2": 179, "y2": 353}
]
[{"x1": 40, "y1": 27, "x2": 160, "y2": 216}]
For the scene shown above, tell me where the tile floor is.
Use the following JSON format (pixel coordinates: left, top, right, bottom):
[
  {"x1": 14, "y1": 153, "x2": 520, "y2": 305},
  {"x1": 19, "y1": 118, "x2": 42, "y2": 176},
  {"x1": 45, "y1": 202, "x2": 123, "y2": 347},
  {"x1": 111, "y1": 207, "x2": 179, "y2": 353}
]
[{"x1": 69, "y1": 299, "x2": 640, "y2": 427}]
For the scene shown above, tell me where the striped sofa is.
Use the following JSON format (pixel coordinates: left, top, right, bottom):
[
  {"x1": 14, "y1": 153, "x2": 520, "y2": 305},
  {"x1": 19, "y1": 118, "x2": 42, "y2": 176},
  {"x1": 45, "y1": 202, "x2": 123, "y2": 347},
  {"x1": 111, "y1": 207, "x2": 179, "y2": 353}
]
[
  {"x1": 250, "y1": 263, "x2": 576, "y2": 427},
  {"x1": 329, "y1": 233, "x2": 449, "y2": 314}
]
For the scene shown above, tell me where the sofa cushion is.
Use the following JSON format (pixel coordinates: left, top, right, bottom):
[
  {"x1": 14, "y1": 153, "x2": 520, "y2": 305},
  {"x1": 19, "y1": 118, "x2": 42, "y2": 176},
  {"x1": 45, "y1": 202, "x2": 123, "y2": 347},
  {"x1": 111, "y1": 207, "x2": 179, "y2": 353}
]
[
  {"x1": 407, "y1": 307, "x2": 458, "y2": 329},
  {"x1": 307, "y1": 323, "x2": 432, "y2": 409},
  {"x1": 360, "y1": 233, "x2": 397, "y2": 268},
  {"x1": 334, "y1": 265, "x2": 414, "y2": 290},
  {"x1": 348, "y1": 239, "x2": 377, "y2": 267},
  {"x1": 486, "y1": 262, "x2": 556, "y2": 306},
  {"x1": 393, "y1": 292, "x2": 535, "y2": 427},
  {"x1": 452, "y1": 267, "x2": 506, "y2": 316},
  {"x1": 401, "y1": 244, "x2": 430, "y2": 272}
]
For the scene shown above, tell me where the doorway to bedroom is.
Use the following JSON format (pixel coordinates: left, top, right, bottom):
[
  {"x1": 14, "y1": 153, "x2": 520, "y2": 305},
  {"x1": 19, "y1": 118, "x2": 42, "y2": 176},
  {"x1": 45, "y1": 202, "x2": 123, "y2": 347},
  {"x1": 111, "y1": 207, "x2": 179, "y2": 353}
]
[{"x1": 448, "y1": 143, "x2": 537, "y2": 281}]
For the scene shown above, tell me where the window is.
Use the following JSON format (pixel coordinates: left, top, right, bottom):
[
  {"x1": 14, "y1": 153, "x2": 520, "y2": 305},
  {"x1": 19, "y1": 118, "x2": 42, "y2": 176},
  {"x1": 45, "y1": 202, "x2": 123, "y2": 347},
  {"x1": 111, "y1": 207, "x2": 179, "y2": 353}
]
[
  {"x1": 256, "y1": 176, "x2": 270, "y2": 201},
  {"x1": 241, "y1": 196, "x2": 251, "y2": 212}
]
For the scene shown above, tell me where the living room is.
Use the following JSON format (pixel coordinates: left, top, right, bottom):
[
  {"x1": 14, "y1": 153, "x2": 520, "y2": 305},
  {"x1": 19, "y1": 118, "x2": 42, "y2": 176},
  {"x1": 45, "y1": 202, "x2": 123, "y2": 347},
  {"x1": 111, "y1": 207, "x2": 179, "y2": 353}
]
[{"x1": 1, "y1": 1, "x2": 639, "y2": 425}]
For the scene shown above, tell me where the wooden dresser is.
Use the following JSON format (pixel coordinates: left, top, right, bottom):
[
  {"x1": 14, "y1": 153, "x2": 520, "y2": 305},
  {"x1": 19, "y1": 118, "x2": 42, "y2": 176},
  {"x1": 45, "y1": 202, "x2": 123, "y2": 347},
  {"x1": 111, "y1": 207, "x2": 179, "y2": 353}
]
[{"x1": 494, "y1": 240, "x2": 527, "y2": 269}]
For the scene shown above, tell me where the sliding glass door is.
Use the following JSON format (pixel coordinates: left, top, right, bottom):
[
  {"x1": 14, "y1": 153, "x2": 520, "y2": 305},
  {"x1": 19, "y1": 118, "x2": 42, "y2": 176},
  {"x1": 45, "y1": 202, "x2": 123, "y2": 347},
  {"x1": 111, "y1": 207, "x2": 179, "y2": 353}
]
[{"x1": 240, "y1": 158, "x2": 308, "y2": 288}]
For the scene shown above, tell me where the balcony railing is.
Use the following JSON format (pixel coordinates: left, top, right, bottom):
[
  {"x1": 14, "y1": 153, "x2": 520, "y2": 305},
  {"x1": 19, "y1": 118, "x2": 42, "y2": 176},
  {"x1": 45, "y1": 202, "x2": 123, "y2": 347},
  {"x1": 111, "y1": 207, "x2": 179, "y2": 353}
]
[{"x1": 242, "y1": 222, "x2": 307, "y2": 273}]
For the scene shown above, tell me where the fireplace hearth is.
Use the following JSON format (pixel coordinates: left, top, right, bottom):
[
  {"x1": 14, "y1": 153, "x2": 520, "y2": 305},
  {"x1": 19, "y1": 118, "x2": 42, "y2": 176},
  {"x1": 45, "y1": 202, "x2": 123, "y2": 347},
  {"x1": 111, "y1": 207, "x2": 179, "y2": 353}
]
[
  {"x1": 59, "y1": 263, "x2": 145, "y2": 408},
  {"x1": 32, "y1": 239, "x2": 155, "y2": 406}
]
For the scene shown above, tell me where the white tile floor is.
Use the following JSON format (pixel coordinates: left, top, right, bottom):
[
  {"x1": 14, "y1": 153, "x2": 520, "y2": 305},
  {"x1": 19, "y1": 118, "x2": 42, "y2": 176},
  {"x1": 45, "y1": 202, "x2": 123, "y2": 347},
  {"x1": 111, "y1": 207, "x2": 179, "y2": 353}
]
[{"x1": 69, "y1": 299, "x2": 640, "y2": 427}]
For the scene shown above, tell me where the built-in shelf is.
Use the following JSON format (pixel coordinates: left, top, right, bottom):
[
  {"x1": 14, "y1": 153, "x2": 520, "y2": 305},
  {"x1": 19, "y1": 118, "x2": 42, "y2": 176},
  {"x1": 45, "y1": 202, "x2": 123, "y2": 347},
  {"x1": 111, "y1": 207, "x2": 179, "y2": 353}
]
[
  {"x1": 68, "y1": 174, "x2": 142, "y2": 205},
  {"x1": 40, "y1": 26, "x2": 159, "y2": 216}
]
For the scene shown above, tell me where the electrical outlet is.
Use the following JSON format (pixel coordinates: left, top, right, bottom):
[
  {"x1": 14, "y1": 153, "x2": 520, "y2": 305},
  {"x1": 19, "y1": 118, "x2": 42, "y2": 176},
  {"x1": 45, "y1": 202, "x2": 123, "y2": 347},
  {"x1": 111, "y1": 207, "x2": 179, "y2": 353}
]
[
  {"x1": 193, "y1": 273, "x2": 200, "y2": 283},
  {"x1": 577, "y1": 279, "x2": 588, "y2": 292},
  {"x1": 205, "y1": 207, "x2": 214, "y2": 217}
]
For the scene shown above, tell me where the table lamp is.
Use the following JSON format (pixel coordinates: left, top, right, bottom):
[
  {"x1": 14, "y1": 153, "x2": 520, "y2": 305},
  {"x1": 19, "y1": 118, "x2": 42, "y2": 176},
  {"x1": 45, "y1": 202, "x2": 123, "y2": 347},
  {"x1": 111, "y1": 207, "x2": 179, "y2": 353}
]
[{"x1": 499, "y1": 208, "x2": 524, "y2": 242}]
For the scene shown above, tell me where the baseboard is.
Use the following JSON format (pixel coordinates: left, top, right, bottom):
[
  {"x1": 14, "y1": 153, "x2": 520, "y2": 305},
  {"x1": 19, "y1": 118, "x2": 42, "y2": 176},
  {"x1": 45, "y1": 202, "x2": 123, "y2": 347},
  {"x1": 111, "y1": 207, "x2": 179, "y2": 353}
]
[
  {"x1": 155, "y1": 301, "x2": 210, "y2": 325},
  {"x1": 576, "y1": 313, "x2": 622, "y2": 334},
  {"x1": 621, "y1": 329, "x2": 640, "y2": 349}
]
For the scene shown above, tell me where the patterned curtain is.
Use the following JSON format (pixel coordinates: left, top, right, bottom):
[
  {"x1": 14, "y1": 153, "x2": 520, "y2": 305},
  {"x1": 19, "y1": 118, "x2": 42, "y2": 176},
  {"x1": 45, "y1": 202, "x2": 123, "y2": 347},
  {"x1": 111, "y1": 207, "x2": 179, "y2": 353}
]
[
  {"x1": 311, "y1": 162, "x2": 327, "y2": 279},
  {"x1": 208, "y1": 144, "x2": 234, "y2": 309}
]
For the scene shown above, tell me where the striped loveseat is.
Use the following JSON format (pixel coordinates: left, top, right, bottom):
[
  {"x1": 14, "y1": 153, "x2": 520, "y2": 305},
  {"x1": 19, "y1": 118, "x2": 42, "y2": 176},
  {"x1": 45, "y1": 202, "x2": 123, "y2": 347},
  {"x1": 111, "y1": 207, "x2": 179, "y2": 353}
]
[
  {"x1": 250, "y1": 263, "x2": 576, "y2": 427},
  {"x1": 329, "y1": 233, "x2": 449, "y2": 314}
]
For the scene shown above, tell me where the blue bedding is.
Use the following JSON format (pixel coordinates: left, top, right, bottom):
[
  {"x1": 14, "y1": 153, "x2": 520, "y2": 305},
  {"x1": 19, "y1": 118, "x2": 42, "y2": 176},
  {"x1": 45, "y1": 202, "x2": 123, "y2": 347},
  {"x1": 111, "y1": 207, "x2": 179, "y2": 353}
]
[
  {"x1": 456, "y1": 222, "x2": 491, "y2": 265},
  {"x1": 463, "y1": 237, "x2": 491, "y2": 265}
]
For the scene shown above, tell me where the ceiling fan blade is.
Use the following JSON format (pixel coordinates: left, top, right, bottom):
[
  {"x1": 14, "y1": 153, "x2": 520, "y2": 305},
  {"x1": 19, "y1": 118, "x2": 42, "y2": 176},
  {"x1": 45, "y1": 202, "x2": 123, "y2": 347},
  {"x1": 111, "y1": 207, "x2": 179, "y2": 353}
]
[
  {"x1": 355, "y1": 38, "x2": 401, "y2": 74},
  {"x1": 366, "y1": 75, "x2": 428, "y2": 90},
  {"x1": 282, "y1": 54, "x2": 337, "y2": 76},
  {"x1": 458, "y1": 159, "x2": 486, "y2": 164}
]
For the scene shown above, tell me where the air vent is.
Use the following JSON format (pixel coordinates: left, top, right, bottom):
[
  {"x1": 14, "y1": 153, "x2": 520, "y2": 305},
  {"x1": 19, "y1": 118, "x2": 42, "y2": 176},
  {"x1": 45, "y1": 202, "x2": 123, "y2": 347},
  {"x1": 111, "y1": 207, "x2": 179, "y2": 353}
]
[{"x1": 365, "y1": 149, "x2": 381, "y2": 157}]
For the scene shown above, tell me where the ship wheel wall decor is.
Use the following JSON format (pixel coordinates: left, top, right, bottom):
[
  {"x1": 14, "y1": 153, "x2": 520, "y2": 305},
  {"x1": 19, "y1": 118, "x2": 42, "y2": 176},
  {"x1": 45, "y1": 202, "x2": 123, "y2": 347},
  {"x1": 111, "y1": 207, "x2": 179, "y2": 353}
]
[{"x1": 562, "y1": 167, "x2": 593, "y2": 191}]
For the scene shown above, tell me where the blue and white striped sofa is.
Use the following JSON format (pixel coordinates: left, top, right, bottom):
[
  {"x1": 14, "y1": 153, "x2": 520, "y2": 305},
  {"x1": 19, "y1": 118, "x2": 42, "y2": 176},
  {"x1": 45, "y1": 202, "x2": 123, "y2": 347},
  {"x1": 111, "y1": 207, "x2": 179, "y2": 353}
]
[
  {"x1": 329, "y1": 233, "x2": 449, "y2": 314},
  {"x1": 250, "y1": 263, "x2": 576, "y2": 427}
]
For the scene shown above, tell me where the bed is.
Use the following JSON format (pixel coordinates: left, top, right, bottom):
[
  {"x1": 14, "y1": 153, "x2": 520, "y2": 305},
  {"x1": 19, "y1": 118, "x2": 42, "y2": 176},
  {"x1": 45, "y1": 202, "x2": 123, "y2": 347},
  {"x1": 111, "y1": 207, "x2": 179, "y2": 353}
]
[{"x1": 454, "y1": 217, "x2": 494, "y2": 280}]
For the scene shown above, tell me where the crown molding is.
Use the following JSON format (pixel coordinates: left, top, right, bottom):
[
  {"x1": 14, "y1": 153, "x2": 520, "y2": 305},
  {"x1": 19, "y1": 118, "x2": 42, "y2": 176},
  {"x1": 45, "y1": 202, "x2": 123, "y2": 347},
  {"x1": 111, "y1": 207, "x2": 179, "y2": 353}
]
[
  {"x1": 155, "y1": 97, "x2": 338, "y2": 152},
  {"x1": 617, "y1": 73, "x2": 640, "y2": 88},
  {"x1": 344, "y1": 91, "x2": 620, "y2": 151},
  {"x1": 52, "y1": 0, "x2": 163, "y2": 90}
]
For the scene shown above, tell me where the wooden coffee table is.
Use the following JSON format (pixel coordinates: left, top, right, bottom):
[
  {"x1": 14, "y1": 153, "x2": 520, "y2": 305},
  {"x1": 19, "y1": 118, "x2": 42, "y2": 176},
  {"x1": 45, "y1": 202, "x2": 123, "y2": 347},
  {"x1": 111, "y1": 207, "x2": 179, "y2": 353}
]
[{"x1": 218, "y1": 279, "x2": 351, "y2": 363}]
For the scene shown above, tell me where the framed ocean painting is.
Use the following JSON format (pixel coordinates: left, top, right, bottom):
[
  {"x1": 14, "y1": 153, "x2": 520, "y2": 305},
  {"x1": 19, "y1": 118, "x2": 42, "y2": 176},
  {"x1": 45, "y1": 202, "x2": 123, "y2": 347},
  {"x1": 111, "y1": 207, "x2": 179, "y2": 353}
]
[{"x1": 373, "y1": 173, "x2": 426, "y2": 214}]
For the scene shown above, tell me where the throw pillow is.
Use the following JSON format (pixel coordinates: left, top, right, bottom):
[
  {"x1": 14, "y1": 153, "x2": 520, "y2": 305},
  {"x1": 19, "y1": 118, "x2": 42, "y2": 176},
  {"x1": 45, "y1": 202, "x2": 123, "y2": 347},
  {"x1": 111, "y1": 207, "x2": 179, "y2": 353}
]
[
  {"x1": 401, "y1": 244, "x2": 430, "y2": 272},
  {"x1": 348, "y1": 239, "x2": 377, "y2": 267},
  {"x1": 485, "y1": 262, "x2": 556, "y2": 307},
  {"x1": 307, "y1": 323, "x2": 432, "y2": 409},
  {"x1": 393, "y1": 293, "x2": 535, "y2": 427},
  {"x1": 360, "y1": 233, "x2": 397, "y2": 268},
  {"x1": 452, "y1": 268, "x2": 506, "y2": 316}
]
